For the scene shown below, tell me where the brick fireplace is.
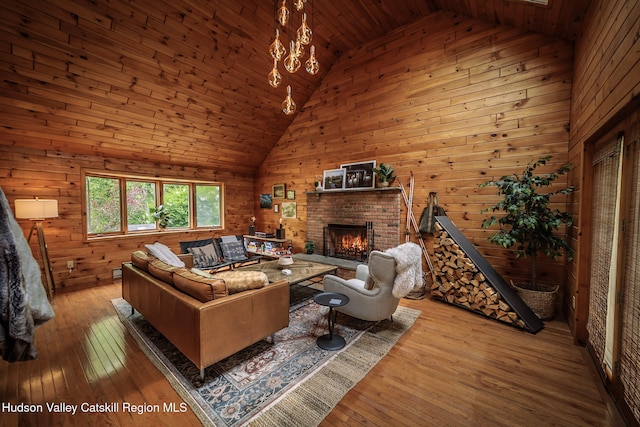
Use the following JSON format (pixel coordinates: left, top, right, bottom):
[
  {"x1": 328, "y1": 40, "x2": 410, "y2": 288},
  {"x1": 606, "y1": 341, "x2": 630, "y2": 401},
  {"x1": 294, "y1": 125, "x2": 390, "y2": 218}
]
[{"x1": 306, "y1": 188, "x2": 402, "y2": 257}]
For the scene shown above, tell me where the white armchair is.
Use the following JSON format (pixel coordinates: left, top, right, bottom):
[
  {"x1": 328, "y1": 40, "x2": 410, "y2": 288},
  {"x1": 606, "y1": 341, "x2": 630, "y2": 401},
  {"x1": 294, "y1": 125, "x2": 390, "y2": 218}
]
[{"x1": 323, "y1": 250, "x2": 399, "y2": 322}]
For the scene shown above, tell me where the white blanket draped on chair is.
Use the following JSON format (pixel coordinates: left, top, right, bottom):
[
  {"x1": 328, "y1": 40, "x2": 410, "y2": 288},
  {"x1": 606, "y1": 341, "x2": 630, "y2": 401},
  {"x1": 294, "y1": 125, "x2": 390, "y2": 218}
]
[{"x1": 386, "y1": 242, "x2": 423, "y2": 298}]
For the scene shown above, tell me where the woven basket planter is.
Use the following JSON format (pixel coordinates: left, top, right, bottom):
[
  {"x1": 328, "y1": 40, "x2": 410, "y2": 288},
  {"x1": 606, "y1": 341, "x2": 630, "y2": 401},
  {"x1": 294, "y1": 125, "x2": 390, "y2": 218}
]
[{"x1": 514, "y1": 282, "x2": 559, "y2": 320}]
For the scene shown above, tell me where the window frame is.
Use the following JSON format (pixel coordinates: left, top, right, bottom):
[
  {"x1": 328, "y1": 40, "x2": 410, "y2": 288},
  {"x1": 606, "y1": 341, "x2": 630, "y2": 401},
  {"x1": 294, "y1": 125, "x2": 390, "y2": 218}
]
[{"x1": 82, "y1": 170, "x2": 224, "y2": 240}]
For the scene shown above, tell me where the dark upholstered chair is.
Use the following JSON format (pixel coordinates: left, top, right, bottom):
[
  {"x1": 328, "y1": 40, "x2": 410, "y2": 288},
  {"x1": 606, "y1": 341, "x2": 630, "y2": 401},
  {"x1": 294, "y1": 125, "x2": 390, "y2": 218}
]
[
  {"x1": 179, "y1": 238, "x2": 234, "y2": 271},
  {"x1": 215, "y1": 235, "x2": 262, "y2": 268}
]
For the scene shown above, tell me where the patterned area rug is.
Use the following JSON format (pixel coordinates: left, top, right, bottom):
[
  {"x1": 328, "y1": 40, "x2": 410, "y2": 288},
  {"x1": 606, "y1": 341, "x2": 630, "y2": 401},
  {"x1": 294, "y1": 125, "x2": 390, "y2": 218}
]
[{"x1": 112, "y1": 295, "x2": 420, "y2": 426}]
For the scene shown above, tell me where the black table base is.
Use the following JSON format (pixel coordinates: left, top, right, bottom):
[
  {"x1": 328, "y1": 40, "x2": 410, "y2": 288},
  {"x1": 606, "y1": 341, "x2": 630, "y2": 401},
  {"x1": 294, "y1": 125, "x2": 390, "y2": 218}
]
[{"x1": 314, "y1": 292, "x2": 349, "y2": 351}]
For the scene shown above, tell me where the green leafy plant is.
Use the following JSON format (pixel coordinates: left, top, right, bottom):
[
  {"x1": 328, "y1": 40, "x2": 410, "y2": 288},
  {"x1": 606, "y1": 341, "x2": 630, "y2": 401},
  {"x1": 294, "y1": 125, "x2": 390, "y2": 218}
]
[
  {"x1": 305, "y1": 240, "x2": 316, "y2": 254},
  {"x1": 480, "y1": 156, "x2": 575, "y2": 286},
  {"x1": 150, "y1": 204, "x2": 170, "y2": 228},
  {"x1": 372, "y1": 163, "x2": 396, "y2": 184}
]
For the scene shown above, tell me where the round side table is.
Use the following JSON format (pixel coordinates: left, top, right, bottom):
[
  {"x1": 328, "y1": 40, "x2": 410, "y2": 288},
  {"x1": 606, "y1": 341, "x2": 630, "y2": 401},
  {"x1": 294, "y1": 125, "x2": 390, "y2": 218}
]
[{"x1": 314, "y1": 291, "x2": 349, "y2": 350}]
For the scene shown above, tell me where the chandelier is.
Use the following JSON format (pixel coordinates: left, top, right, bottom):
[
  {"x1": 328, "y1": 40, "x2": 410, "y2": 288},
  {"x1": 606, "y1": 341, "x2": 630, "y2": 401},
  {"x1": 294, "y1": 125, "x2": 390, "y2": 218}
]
[{"x1": 268, "y1": 0, "x2": 319, "y2": 115}]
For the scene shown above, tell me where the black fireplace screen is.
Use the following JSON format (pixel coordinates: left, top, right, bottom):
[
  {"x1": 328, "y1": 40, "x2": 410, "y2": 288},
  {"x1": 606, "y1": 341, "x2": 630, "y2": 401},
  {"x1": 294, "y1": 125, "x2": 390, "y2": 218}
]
[{"x1": 323, "y1": 223, "x2": 374, "y2": 261}]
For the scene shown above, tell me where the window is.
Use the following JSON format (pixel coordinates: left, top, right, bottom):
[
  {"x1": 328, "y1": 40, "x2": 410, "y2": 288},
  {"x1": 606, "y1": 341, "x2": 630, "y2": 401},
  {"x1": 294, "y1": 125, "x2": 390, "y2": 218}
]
[
  {"x1": 126, "y1": 181, "x2": 156, "y2": 231},
  {"x1": 84, "y1": 171, "x2": 223, "y2": 238},
  {"x1": 196, "y1": 185, "x2": 222, "y2": 227},
  {"x1": 86, "y1": 176, "x2": 122, "y2": 234}
]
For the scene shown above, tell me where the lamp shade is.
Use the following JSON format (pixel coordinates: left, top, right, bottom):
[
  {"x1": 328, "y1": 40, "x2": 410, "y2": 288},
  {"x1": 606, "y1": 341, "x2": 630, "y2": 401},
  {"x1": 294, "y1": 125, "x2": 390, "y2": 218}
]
[{"x1": 15, "y1": 199, "x2": 58, "y2": 219}]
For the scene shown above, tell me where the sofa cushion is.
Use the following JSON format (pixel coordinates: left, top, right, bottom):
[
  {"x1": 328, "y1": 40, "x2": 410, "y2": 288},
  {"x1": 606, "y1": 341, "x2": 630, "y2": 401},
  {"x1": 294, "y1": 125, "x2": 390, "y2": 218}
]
[
  {"x1": 148, "y1": 258, "x2": 178, "y2": 284},
  {"x1": 132, "y1": 250, "x2": 154, "y2": 272},
  {"x1": 187, "y1": 243, "x2": 220, "y2": 268},
  {"x1": 219, "y1": 240, "x2": 248, "y2": 262},
  {"x1": 173, "y1": 268, "x2": 228, "y2": 302},
  {"x1": 212, "y1": 270, "x2": 268, "y2": 294},
  {"x1": 145, "y1": 242, "x2": 186, "y2": 267}
]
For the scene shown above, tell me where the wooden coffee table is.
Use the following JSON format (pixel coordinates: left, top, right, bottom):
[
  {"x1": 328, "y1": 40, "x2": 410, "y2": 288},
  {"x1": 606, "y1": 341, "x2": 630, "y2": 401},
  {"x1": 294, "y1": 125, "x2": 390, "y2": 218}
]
[{"x1": 238, "y1": 258, "x2": 337, "y2": 285}]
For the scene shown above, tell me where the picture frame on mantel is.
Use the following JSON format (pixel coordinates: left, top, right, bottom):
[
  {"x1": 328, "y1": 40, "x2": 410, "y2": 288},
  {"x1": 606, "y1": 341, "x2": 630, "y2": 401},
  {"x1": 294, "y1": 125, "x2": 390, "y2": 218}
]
[
  {"x1": 341, "y1": 160, "x2": 376, "y2": 189},
  {"x1": 323, "y1": 168, "x2": 345, "y2": 190}
]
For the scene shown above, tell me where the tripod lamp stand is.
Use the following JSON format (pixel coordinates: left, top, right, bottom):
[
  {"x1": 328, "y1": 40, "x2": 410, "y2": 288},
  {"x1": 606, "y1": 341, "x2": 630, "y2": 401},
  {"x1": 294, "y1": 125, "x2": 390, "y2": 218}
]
[{"x1": 15, "y1": 198, "x2": 58, "y2": 300}]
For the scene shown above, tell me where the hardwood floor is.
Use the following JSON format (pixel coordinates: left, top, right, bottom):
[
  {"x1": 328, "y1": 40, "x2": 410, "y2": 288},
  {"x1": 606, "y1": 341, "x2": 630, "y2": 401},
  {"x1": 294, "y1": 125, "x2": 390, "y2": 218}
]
[{"x1": 1, "y1": 282, "x2": 625, "y2": 426}]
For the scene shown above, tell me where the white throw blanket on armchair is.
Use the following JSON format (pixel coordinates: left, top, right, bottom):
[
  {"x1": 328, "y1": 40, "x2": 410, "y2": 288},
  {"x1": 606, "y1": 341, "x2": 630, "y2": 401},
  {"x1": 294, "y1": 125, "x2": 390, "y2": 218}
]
[{"x1": 386, "y1": 242, "x2": 423, "y2": 298}]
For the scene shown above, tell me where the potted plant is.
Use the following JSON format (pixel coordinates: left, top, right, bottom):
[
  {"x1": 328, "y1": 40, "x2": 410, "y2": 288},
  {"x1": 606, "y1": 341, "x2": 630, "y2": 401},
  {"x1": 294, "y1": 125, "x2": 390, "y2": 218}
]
[
  {"x1": 150, "y1": 204, "x2": 170, "y2": 229},
  {"x1": 305, "y1": 240, "x2": 316, "y2": 254},
  {"x1": 479, "y1": 156, "x2": 575, "y2": 319},
  {"x1": 372, "y1": 163, "x2": 396, "y2": 187}
]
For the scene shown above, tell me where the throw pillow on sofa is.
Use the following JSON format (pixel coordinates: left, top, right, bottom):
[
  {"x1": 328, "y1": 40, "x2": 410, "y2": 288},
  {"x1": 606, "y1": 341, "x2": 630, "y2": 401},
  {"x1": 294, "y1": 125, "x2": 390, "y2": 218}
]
[
  {"x1": 131, "y1": 250, "x2": 154, "y2": 272},
  {"x1": 145, "y1": 242, "x2": 185, "y2": 267},
  {"x1": 173, "y1": 268, "x2": 228, "y2": 302},
  {"x1": 187, "y1": 243, "x2": 220, "y2": 268},
  {"x1": 212, "y1": 270, "x2": 268, "y2": 294},
  {"x1": 219, "y1": 240, "x2": 248, "y2": 262},
  {"x1": 148, "y1": 258, "x2": 179, "y2": 284}
]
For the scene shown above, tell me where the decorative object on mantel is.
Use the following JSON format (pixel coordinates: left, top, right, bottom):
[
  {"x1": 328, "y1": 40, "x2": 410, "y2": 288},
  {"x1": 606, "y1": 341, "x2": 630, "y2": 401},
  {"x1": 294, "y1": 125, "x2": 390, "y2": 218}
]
[
  {"x1": 323, "y1": 168, "x2": 346, "y2": 190},
  {"x1": 341, "y1": 160, "x2": 376, "y2": 189},
  {"x1": 268, "y1": 0, "x2": 320, "y2": 115},
  {"x1": 372, "y1": 163, "x2": 396, "y2": 187},
  {"x1": 480, "y1": 155, "x2": 574, "y2": 320}
]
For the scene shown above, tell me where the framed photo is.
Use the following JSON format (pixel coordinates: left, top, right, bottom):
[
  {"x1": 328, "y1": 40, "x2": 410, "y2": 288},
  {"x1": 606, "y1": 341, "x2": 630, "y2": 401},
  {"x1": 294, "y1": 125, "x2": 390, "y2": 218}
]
[
  {"x1": 274, "y1": 204, "x2": 279, "y2": 213},
  {"x1": 341, "y1": 160, "x2": 376, "y2": 189},
  {"x1": 286, "y1": 190, "x2": 295, "y2": 200},
  {"x1": 323, "y1": 168, "x2": 345, "y2": 191},
  {"x1": 281, "y1": 202, "x2": 297, "y2": 219},
  {"x1": 260, "y1": 193, "x2": 272, "y2": 209},
  {"x1": 273, "y1": 184, "x2": 285, "y2": 199}
]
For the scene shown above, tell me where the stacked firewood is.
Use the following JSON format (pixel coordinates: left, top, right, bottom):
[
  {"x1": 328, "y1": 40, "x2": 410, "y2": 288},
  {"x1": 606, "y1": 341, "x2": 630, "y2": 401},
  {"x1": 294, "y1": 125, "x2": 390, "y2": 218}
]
[{"x1": 430, "y1": 224, "x2": 526, "y2": 329}]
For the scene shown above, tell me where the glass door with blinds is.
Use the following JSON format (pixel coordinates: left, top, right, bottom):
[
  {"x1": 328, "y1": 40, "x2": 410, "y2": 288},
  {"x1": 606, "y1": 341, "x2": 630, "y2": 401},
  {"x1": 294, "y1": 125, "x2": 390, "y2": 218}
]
[{"x1": 585, "y1": 115, "x2": 640, "y2": 424}]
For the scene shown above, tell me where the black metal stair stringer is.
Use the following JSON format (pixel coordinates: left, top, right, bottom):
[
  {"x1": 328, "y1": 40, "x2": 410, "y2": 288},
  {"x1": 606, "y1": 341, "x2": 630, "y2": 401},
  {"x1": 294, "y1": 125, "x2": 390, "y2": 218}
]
[{"x1": 435, "y1": 216, "x2": 544, "y2": 334}]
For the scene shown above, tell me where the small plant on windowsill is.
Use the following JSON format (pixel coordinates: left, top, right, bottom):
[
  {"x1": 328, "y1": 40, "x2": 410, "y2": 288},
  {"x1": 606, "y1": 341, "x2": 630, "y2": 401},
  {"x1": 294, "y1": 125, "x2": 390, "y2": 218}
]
[{"x1": 151, "y1": 204, "x2": 170, "y2": 229}]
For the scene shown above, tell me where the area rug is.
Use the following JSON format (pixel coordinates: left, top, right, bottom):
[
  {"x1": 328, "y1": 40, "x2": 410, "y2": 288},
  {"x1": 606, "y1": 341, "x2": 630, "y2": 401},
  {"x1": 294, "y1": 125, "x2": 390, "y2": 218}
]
[{"x1": 112, "y1": 297, "x2": 420, "y2": 426}]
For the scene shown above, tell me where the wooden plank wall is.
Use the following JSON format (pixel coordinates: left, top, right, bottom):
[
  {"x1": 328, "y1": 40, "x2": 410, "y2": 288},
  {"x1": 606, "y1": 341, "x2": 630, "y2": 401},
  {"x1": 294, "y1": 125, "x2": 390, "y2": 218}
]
[
  {"x1": 0, "y1": 143, "x2": 254, "y2": 290},
  {"x1": 567, "y1": 0, "x2": 640, "y2": 341},
  {"x1": 256, "y1": 11, "x2": 574, "y2": 291}
]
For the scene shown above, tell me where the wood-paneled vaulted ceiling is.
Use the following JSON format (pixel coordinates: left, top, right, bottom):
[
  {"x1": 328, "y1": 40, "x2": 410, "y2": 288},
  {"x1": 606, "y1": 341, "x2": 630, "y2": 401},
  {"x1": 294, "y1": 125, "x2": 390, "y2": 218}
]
[{"x1": 0, "y1": 0, "x2": 590, "y2": 174}]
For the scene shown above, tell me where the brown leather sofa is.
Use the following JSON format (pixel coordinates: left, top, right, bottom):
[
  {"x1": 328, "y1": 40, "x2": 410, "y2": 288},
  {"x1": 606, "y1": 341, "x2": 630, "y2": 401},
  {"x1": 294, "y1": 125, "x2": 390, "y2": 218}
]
[{"x1": 121, "y1": 252, "x2": 289, "y2": 381}]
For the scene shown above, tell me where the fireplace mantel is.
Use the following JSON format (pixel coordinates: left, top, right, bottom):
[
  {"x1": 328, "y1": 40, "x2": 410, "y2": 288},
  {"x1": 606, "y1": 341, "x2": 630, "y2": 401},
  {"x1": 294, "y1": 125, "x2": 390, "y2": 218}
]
[
  {"x1": 306, "y1": 188, "x2": 402, "y2": 255},
  {"x1": 304, "y1": 187, "x2": 401, "y2": 196}
]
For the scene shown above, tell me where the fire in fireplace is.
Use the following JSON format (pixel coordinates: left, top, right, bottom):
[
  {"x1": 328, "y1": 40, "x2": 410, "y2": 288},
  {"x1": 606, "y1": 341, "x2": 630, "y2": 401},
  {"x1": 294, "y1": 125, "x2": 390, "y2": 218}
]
[{"x1": 323, "y1": 223, "x2": 374, "y2": 261}]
